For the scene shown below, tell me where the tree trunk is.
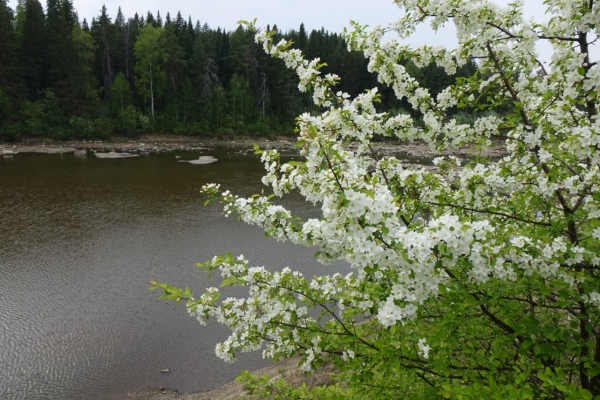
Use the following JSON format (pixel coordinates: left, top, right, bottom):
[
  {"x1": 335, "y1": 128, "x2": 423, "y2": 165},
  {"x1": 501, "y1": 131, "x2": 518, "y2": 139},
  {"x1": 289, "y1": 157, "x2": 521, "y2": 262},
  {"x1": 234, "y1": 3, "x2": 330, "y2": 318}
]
[{"x1": 150, "y1": 59, "x2": 154, "y2": 119}]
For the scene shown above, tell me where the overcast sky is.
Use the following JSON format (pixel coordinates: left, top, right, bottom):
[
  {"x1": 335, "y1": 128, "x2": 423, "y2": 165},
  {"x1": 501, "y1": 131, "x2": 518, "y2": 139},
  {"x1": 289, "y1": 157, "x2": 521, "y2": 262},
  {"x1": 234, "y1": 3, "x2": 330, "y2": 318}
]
[
  {"x1": 7, "y1": 0, "x2": 406, "y2": 33},
  {"x1": 6, "y1": 0, "x2": 592, "y2": 62}
]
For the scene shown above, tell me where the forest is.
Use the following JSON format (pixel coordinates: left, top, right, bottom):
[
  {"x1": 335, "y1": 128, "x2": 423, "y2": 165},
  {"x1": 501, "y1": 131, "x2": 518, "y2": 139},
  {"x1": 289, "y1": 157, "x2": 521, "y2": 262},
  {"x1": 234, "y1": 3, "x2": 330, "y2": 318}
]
[{"x1": 0, "y1": 0, "x2": 478, "y2": 141}]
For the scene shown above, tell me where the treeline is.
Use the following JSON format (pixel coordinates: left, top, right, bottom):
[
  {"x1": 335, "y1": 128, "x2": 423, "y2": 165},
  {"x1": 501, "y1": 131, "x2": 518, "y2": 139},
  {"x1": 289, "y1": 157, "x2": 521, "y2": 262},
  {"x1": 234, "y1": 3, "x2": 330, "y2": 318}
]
[{"x1": 0, "y1": 0, "x2": 477, "y2": 141}]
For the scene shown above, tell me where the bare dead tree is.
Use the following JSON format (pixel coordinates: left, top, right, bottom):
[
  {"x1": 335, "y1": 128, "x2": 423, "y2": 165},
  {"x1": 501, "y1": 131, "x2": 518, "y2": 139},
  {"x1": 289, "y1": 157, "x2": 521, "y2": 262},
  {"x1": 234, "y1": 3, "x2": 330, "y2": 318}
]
[
  {"x1": 202, "y1": 58, "x2": 223, "y2": 97},
  {"x1": 256, "y1": 72, "x2": 270, "y2": 119}
]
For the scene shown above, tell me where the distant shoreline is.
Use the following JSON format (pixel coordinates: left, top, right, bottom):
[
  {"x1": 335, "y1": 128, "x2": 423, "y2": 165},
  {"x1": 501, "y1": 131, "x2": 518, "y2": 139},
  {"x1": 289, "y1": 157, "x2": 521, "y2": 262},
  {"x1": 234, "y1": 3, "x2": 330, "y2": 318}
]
[
  {"x1": 0, "y1": 134, "x2": 298, "y2": 157},
  {"x1": 0, "y1": 133, "x2": 508, "y2": 161}
]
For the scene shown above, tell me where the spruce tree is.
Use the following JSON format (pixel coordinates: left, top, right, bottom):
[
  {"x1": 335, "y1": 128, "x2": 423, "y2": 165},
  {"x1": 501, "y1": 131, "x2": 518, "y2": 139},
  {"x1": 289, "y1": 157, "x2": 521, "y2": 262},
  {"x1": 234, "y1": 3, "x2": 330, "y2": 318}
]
[
  {"x1": 90, "y1": 5, "x2": 116, "y2": 100},
  {"x1": 45, "y1": 0, "x2": 77, "y2": 111},
  {"x1": 174, "y1": 11, "x2": 184, "y2": 35},
  {"x1": 145, "y1": 11, "x2": 154, "y2": 28},
  {"x1": 0, "y1": 0, "x2": 18, "y2": 94},
  {"x1": 122, "y1": 14, "x2": 141, "y2": 84},
  {"x1": 297, "y1": 23, "x2": 307, "y2": 52},
  {"x1": 155, "y1": 10, "x2": 162, "y2": 28},
  {"x1": 20, "y1": 0, "x2": 47, "y2": 98},
  {"x1": 0, "y1": 0, "x2": 21, "y2": 134},
  {"x1": 113, "y1": 7, "x2": 125, "y2": 73},
  {"x1": 13, "y1": 0, "x2": 25, "y2": 39}
]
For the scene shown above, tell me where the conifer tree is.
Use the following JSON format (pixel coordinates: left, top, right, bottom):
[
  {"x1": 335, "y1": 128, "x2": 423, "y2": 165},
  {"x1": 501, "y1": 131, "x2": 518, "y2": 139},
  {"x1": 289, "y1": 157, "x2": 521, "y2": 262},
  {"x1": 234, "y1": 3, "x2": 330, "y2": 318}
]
[
  {"x1": 113, "y1": 7, "x2": 126, "y2": 74},
  {"x1": 114, "y1": 7, "x2": 124, "y2": 29},
  {"x1": 121, "y1": 14, "x2": 140, "y2": 84},
  {"x1": 91, "y1": 5, "x2": 116, "y2": 100},
  {"x1": 297, "y1": 23, "x2": 307, "y2": 52},
  {"x1": 19, "y1": 0, "x2": 46, "y2": 98},
  {"x1": 45, "y1": 0, "x2": 77, "y2": 111},
  {"x1": 13, "y1": 0, "x2": 25, "y2": 39},
  {"x1": 145, "y1": 11, "x2": 154, "y2": 28},
  {"x1": 174, "y1": 11, "x2": 184, "y2": 35},
  {"x1": 0, "y1": 0, "x2": 18, "y2": 94},
  {"x1": 155, "y1": 10, "x2": 162, "y2": 28},
  {"x1": 0, "y1": 0, "x2": 20, "y2": 134}
]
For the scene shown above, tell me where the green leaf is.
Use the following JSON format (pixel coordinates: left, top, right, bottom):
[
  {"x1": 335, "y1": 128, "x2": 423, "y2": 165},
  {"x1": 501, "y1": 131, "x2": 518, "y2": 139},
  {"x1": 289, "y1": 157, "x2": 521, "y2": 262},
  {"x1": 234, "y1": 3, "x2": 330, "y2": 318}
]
[{"x1": 221, "y1": 278, "x2": 235, "y2": 287}]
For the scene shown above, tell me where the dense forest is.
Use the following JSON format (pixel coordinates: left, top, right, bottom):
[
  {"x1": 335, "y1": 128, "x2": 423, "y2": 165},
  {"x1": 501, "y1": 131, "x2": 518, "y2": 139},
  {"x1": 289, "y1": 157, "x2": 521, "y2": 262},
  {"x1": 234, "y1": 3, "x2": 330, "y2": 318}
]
[{"x1": 0, "y1": 0, "x2": 478, "y2": 141}]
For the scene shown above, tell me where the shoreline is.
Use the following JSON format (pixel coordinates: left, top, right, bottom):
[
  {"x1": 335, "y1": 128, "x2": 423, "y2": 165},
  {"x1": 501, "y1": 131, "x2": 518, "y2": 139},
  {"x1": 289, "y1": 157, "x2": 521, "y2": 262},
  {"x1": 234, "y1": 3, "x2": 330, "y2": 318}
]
[
  {"x1": 123, "y1": 363, "x2": 279, "y2": 400},
  {"x1": 124, "y1": 356, "x2": 335, "y2": 400},
  {"x1": 0, "y1": 135, "x2": 297, "y2": 157},
  {"x1": 0, "y1": 134, "x2": 508, "y2": 161}
]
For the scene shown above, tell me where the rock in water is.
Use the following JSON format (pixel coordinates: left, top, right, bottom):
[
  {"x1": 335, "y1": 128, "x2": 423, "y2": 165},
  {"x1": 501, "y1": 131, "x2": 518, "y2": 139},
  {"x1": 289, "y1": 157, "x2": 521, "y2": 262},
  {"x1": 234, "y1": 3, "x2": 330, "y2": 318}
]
[{"x1": 179, "y1": 156, "x2": 218, "y2": 165}]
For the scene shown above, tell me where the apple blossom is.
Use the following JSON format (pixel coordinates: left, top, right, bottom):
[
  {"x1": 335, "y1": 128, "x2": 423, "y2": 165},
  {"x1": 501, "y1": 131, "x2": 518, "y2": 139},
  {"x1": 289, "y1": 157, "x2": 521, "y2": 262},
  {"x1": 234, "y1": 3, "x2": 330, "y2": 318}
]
[{"x1": 154, "y1": 0, "x2": 600, "y2": 397}]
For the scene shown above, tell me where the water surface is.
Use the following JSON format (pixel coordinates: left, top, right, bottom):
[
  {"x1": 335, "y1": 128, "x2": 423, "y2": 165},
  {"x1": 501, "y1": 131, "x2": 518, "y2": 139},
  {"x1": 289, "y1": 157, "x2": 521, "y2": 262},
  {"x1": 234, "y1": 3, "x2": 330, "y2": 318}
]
[{"x1": 0, "y1": 149, "x2": 346, "y2": 399}]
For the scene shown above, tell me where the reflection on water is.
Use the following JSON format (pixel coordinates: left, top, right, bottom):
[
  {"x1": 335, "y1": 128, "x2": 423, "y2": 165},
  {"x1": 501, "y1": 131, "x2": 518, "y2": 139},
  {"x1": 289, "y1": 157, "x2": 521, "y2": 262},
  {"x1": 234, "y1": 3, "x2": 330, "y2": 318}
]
[{"x1": 0, "y1": 150, "x2": 347, "y2": 400}]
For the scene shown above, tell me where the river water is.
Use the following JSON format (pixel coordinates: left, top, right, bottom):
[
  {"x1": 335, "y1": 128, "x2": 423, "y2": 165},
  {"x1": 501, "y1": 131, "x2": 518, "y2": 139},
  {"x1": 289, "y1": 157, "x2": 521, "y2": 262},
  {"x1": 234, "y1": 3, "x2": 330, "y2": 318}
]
[{"x1": 0, "y1": 149, "x2": 347, "y2": 399}]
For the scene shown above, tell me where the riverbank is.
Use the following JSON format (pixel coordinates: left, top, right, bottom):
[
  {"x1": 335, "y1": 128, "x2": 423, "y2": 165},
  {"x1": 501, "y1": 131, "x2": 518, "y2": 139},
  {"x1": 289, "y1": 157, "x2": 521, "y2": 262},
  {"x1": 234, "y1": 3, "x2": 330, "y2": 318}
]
[
  {"x1": 0, "y1": 134, "x2": 508, "y2": 161},
  {"x1": 0, "y1": 135, "x2": 294, "y2": 157},
  {"x1": 124, "y1": 356, "x2": 335, "y2": 400}
]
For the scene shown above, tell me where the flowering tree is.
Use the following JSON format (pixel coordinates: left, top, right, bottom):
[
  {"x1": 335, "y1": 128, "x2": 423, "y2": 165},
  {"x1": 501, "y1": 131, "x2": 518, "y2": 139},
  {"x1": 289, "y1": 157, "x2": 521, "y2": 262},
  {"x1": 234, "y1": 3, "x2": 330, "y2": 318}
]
[{"x1": 153, "y1": 0, "x2": 600, "y2": 398}]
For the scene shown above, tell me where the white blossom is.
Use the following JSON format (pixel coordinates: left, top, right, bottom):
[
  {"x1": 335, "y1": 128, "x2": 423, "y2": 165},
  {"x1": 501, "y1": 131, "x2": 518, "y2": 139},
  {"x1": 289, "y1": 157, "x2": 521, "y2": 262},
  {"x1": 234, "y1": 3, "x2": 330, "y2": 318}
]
[{"x1": 159, "y1": 4, "x2": 600, "y2": 394}]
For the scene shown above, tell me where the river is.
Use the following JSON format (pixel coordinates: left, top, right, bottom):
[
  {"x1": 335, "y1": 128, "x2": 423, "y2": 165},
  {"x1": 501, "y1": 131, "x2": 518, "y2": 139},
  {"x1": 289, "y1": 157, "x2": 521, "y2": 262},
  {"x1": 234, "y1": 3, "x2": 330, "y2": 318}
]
[{"x1": 0, "y1": 149, "x2": 347, "y2": 399}]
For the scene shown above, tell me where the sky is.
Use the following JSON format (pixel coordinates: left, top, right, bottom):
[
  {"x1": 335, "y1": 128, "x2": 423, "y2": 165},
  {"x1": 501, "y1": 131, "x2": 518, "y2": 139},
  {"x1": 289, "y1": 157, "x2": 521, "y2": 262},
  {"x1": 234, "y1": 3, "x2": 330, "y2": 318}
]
[
  {"x1": 6, "y1": 0, "x2": 593, "y2": 63},
  {"x1": 7, "y1": 0, "x2": 407, "y2": 34}
]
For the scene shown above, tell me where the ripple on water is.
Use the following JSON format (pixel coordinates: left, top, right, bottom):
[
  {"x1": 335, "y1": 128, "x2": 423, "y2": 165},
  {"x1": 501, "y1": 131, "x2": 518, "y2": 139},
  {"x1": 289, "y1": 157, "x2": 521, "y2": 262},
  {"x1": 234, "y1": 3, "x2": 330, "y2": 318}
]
[{"x1": 0, "y1": 152, "x2": 349, "y2": 399}]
